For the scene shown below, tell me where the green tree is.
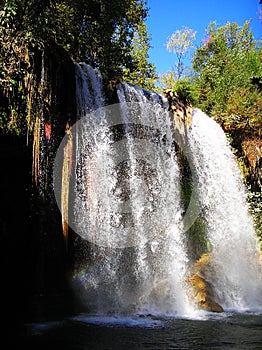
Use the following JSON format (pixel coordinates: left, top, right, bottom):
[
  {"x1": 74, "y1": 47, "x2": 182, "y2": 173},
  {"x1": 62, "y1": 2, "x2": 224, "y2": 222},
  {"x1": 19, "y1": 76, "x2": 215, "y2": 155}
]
[
  {"x1": 0, "y1": 0, "x2": 152, "y2": 78},
  {"x1": 192, "y1": 20, "x2": 262, "y2": 128},
  {"x1": 0, "y1": 0, "x2": 156, "y2": 134},
  {"x1": 63, "y1": 0, "x2": 149, "y2": 77},
  {"x1": 123, "y1": 21, "x2": 157, "y2": 90}
]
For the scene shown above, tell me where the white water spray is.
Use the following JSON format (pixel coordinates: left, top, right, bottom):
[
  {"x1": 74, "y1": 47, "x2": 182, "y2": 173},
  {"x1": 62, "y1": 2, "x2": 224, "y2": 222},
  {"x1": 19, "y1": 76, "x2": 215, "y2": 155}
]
[
  {"x1": 70, "y1": 68, "x2": 193, "y2": 316},
  {"x1": 188, "y1": 108, "x2": 262, "y2": 310}
]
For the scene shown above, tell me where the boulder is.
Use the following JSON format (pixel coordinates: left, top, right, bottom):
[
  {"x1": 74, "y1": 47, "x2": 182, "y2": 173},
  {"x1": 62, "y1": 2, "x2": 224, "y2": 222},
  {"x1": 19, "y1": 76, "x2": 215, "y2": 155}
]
[
  {"x1": 189, "y1": 273, "x2": 224, "y2": 313},
  {"x1": 189, "y1": 253, "x2": 224, "y2": 313}
]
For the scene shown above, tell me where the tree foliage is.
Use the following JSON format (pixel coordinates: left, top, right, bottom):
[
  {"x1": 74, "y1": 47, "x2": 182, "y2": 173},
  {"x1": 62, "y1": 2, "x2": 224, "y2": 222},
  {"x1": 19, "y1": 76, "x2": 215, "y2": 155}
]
[
  {"x1": 123, "y1": 21, "x2": 157, "y2": 90},
  {"x1": 0, "y1": 0, "x2": 156, "y2": 134},
  {"x1": 0, "y1": 0, "x2": 154, "y2": 76},
  {"x1": 192, "y1": 21, "x2": 262, "y2": 129}
]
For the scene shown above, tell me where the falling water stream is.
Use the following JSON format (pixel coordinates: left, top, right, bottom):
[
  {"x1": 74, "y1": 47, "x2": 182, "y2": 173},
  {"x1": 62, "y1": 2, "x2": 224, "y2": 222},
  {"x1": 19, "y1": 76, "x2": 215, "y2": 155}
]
[
  {"x1": 53, "y1": 64, "x2": 262, "y2": 319},
  {"x1": 187, "y1": 108, "x2": 262, "y2": 310},
  {"x1": 69, "y1": 66, "x2": 193, "y2": 316}
]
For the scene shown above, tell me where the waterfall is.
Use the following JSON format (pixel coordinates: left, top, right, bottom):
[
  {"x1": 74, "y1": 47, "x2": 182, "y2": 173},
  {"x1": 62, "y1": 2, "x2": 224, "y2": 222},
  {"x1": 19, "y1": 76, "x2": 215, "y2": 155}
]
[
  {"x1": 75, "y1": 62, "x2": 104, "y2": 117},
  {"x1": 53, "y1": 64, "x2": 262, "y2": 316},
  {"x1": 65, "y1": 66, "x2": 193, "y2": 316},
  {"x1": 188, "y1": 108, "x2": 262, "y2": 310}
]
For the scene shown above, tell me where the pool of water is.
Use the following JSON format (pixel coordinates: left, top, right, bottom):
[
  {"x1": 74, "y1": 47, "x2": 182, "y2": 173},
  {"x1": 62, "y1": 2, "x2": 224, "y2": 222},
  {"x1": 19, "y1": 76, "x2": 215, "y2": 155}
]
[{"x1": 19, "y1": 311, "x2": 262, "y2": 349}]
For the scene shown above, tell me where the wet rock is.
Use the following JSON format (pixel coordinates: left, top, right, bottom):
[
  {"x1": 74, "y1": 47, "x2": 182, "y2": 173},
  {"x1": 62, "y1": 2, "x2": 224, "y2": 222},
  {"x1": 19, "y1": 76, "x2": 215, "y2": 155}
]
[
  {"x1": 189, "y1": 253, "x2": 224, "y2": 313},
  {"x1": 189, "y1": 274, "x2": 224, "y2": 313}
]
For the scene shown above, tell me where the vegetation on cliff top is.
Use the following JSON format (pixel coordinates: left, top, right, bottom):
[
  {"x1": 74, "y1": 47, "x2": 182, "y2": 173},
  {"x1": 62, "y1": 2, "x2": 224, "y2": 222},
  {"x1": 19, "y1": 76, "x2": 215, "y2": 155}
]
[
  {"x1": 161, "y1": 21, "x2": 262, "y2": 135},
  {"x1": 0, "y1": 0, "x2": 156, "y2": 134}
]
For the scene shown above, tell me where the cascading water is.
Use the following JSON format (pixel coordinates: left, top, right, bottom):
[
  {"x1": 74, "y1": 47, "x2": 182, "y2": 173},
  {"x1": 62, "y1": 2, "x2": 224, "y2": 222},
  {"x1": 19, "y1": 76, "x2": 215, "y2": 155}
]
[
  {"x1": 54, "y1": 64, "x2": 262, "y2": 317},
  {"x1": 75, "y1": 62, "x2": 105, "y2": 117},
  {"x1": 187, "y1": 108, "x2": 262, "y2": 310},
  {"x1": 68, "y1": 65, "x2": 193, "y2": 316},
  {"x1": 114, "y1": 82, "x2": 193, "y2": 315}
]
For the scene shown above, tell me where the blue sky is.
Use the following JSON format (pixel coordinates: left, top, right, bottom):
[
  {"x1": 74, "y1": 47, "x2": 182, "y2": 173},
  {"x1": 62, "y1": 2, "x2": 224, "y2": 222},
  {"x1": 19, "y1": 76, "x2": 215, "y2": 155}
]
[{"x1": 145, "y1": 0, "x2": 262, "y2": 76}]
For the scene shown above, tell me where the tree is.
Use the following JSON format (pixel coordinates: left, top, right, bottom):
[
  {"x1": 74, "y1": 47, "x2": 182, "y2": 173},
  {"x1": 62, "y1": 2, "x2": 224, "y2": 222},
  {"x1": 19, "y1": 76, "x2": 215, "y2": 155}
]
[
  {"x1": 0, "y1": 0, "x2": 156, "y2": 134},
  {"x1": 123, "y1": 21, "x2": 157, "y2": 90},
  {"x1": 158, "y1": 26, "x2": 196, "y2": 103},
  {"x1": 63, "y1": 0, "x2": 149, "y2": 77},
  {"x1": 166, "y1": 26, "x2": 196, "y2": 80},
  {"x1": 192, "y1": 20, "x2": 262, "y2": 128},
  {"x1": 0, "y1": 0, "x2": 152, "y2": 77}
]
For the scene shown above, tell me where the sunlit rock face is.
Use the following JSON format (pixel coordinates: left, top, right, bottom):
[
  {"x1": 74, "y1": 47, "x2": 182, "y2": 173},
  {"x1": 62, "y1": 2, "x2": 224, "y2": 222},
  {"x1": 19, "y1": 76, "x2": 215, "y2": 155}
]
[
  {"x1": 242, "y1": 138, "x2": 262, "y2": 191},
  {"x1": 163, "y1": 89, "x2": 193, "y2": 127},
  {"x1": 189, "y1": 254, "x2": 223, "y2": 313}
]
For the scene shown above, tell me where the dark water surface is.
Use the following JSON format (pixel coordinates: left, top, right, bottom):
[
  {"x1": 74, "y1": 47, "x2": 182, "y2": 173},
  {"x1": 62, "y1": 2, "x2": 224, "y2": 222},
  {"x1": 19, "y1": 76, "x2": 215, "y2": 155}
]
[{"x1": 18, "y1": 311, "x2": 262, "y2": 349}]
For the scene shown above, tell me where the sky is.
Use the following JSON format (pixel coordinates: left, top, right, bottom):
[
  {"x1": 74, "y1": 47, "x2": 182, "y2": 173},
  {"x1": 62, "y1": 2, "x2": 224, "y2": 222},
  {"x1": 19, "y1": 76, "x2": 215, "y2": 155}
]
[{"x1": 145, "y1": 0, "x2": 262, "y2": 76}]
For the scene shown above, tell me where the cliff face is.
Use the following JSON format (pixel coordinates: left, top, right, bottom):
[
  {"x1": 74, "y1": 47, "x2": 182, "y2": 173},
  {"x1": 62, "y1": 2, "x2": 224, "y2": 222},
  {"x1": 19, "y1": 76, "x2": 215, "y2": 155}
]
[
  {"x1": 242, "y1": 137, "x2": 262, "y2": 192},
  {"x1": 242, "y1": 137, "x2": 262, "y2": 239},
  {"x1": 1, "y1": 44, "x2": 77, "y2": 324},
  {"x1": 227, "y1": 129, "x2": 262, "y2": 238}
]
